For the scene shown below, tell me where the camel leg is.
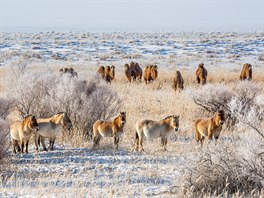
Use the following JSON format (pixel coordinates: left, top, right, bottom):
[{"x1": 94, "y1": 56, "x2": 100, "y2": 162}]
[{"x1": 197, "y1": 76, "x2": 200, "y2": 84}]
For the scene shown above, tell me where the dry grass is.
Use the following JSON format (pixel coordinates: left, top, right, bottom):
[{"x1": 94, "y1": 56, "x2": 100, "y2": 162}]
[{"x1": 0, "y1": 61, "x2": 263, "y2": 197}]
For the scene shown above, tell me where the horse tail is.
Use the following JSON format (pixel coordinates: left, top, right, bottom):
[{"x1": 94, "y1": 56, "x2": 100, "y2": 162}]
[
  {"x1": 135, "y1": 130, "x2": 139, "y2": 141},
  {"x1": 194, "y1": 120, "x2": 201, "y2": 142}
]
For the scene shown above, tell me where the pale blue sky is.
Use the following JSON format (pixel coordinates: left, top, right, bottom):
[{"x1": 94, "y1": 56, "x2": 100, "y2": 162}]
[{"x1": 1, "y1": 0, "x2": 263, "y2": 32}]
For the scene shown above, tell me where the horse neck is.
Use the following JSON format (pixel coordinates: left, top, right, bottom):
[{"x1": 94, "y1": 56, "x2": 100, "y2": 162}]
[
  {"x1": 113, "y1": 116, "x2": 121, "y2": 128},
  {"x1": 159, "y1": 118, "x2": 171, "y2": 129},
  {"x1": 50, "y1": 115, "x2": 63, "y2": 126},
  {"x1": 212, "y1": 115, "x2": 219, "y2": 126},
  {"x1": 21, "y1": 119, "x2": 34, "y2": 133}
]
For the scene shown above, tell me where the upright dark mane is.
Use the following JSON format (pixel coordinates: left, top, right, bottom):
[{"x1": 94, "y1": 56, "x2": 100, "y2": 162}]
[
  {"x1": 162, "y1": 115, "x2": 174, "y2": 120},
  {"x1": 56, "y1": 112, "x2": 66, "y2": 115}
]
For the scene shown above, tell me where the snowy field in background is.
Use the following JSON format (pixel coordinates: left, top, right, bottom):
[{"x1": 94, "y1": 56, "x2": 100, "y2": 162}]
[{"x1": 1, "y1": 32, "x2": 263, "y2": 70}]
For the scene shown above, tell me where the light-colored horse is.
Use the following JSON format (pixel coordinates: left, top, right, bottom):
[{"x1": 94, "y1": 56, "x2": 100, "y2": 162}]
[
  {"x1": 35, "y1": 112, "x2": 72, "y2": 151},
  {"x1": 194, "y1": 110, "x2": 225, "y2": 146},
  {"x1": 134, "y1": 115, "x2": 179, "y2": 151},
  {"x1": 10, "y1": 115, "x2": 39, "y2": 154},
  {"x1": 92, "y1": 112, "x2": 126, "y2": 150}
]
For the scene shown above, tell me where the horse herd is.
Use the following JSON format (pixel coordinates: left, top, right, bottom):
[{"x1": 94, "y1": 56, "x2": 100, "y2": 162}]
[
  {"x1": 10, "y1": 109, "x2": 225, "y2": 154},
  {"x1": 9, "y1": 62, "x2": 252, "y2": 154}
]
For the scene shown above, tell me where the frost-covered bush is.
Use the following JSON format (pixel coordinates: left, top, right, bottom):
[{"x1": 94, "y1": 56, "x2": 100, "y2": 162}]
[
  {"x1": 0, "y1": 98, "x2": 12, "y2": 161},
  {"x1": 8, "y1": 71, "x2": 121, "y2": 143},
  {"x1": 182, "y1": 133, "x2": 264, "y2": 196},
  {"x1": 188, "y1": 81, "x2": 264, "y2": 136},
  {"x1": 0, "y1": 118, "x2": 9, "y2": 161}
]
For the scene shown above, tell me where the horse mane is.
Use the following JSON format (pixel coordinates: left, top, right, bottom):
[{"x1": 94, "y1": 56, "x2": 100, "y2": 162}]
[
  {"x1": 217, "y1": 110, "x2": 224, "y2": 115},
  {"x1": 113, "y1": 112, "x2": 125, "y2": 122},
  {"x1": 162, "y1": 115, "x2": 174, "y2": 121},
  {"x1": 24, "y1": 115, "x2": 34, "y2": 119},
  {"x1": 55, "y1": 112, "x2": 66, "y2": 115}
]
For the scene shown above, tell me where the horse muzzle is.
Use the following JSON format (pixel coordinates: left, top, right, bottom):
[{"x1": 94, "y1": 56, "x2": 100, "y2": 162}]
[{"x1": 121, "y1": 121, "x2": 126, "y2": 127}]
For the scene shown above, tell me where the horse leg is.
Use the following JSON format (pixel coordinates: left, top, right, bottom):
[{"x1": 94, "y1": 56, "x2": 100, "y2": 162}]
[
  {"x1": 114, "y1": 136, "x2": 119, "y2": 150},
  {"x1": 134, "y1": 131, "x2": 139, "y2": 151},
  {"x1": 40, "y1": 136, "x2": 48, "y2": 151},
  {"x1": 139, "y1": 137, "x2": 144, "y2": 152},
  {"x1": 25, "y1": 140, "x2": 29, "y2": 153},
  {"x1": 214, "y1": 135, "x2": 219, "y2": 145},
  {"x1": 201, "y1": 136, "x2": 205, "y2": 147},
  {"x1": 49, "y1": 136, "x2": 55, "y2": 151},
  {"x1": 21, "y1": 140, "x2": 24, "y2": 153},
  {"x1": 93, "y1": 134, "x2": 101, "y2": 148},
  {"x1": 16, "y1": 141, "x2": 21, "y2": 153},
  {"x1": 51, "y1": 137, "x2": 56, "y2": 150},
  {"x1": 49, "y1": 138, "x2": 52, "y2": 151},
  {"x1": 164, "y1": 138, "x2": 168, "y2": 151},
  {"x1": 195, "y1": 128, "x2": 201, "y2": 142},
  {"x1": 35, "y1": 134, "x2": 39, "y2": 152},
  {"x1": 12, "y1": 139, "x2": 17, "y2": 154}
]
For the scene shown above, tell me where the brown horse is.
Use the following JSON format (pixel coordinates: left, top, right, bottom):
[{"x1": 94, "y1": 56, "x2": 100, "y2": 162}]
[
  {"x1": 240, "y1": 63, "x2": 252, "y2": 80},
  {"x1": 10, "y1": 115, "x2": 39, "y2": 154},
  {"x1": 92, "y1": 112, "x2": 126, "y2": 150},
  {"x1": 134, "y1": 115, "x2": 179, "y2": 151},
  {"x1": 196, "y1": 63, "x2": 207, "y2": 85},
  {"x1": 194, "y1": 110, "x2": 225, "y2": 146},
  {"x1": 172, "y1": 70, "x2": 184, "y2": 92},
  {"x1": 35, "y1": 112, "x2": 73, "y2": 151}
]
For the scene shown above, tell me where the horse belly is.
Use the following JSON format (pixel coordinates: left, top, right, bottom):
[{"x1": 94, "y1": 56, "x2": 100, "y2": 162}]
[
  {"x1": 99, "y1": 128, "x2": 112, "y2": 137},
  {"x1": 38, "y1": 124, "x2": 60, "y2": 137},
  {"x1": 143, "y1": 128, "x2": 160, "y2": 139},
  {"x1": 197, "y1": 125, "x2": 208, "y2": 137}
]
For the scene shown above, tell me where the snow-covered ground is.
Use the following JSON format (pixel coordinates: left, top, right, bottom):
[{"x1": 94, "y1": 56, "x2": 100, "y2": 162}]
[
  {"x1": 1, "y1": 143, "x2": 190, "y2": 197},
  {"x1": 1, "y1": 32, "x2": 263, "y2": 69}
]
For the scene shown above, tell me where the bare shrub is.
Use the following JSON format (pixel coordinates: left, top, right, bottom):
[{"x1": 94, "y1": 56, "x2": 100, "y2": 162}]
[
  {"x1": 0, "y1": 98, "x2": 12, "y2": 120},
  {"x1": 8, "y1": 71, "x2": 121, "y2": 145},
  {"x1": 0, "y1": 118, "x2": 10, "y2": 161},
  {"x1": 182, "y1": 135, "x2": 264, "y2": 196}
]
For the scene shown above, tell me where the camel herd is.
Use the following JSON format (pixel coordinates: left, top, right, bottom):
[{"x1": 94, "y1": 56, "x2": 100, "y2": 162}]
[{"x1": 96, "y1": 62, "x2": 253, "y2": 91}]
